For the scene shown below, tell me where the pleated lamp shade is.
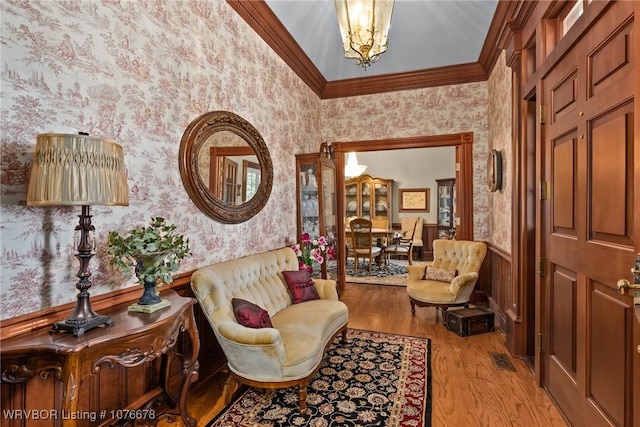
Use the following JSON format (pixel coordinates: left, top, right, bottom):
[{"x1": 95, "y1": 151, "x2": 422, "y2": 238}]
[{"x1": 27, "y1": 133, "x2": 129, "y2": 206}]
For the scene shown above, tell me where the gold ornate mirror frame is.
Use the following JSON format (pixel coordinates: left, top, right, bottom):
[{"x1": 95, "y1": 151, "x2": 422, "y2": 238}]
[{"x1": 178, "y1": 111, "x2": 273, "y2": 224}]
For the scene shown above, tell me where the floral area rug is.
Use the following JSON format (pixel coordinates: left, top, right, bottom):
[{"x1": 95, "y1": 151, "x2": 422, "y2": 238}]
[
  {"x1": 327, "y1": 259, "x2": 410, "y2": 287},
  {"x1": 207, "y1": 328, "x2": 431, "y2": 427}
]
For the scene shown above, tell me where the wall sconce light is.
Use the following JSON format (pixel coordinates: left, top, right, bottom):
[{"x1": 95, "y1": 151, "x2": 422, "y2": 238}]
[
  {"x1": 334, "y1": 0, "x2": 395, "y2": 69},
  {"x1": 27, "y1": 133, "x2": 129, "y2": 336}
]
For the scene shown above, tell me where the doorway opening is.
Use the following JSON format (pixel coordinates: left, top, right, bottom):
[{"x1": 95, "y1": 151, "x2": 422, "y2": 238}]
[{"x1": 332, "y1": 132, "x2": 475, "y2": 291}]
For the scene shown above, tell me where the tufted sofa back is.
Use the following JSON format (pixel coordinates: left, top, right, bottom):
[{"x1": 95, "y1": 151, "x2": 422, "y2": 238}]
[
  {"x1": 431, "y1": 239, "x2": 487, "y2": 276},
  {"x1": 191, "y1": 247, "x2": 300, "y2": 330}
]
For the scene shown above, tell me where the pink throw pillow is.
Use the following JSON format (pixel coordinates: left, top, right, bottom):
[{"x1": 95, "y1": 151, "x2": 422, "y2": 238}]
[
  {"x1": 232, "y1": 298, "x2": 273, "y2": 328},
  {"x1": 281, "y1": 270, "x2": 320, "y2": 304}
]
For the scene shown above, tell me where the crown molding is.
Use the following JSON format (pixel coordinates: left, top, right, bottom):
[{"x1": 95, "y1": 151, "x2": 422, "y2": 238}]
[
  {"x1": 322, "y1": 62, "x2": 487, "y2": 99},
  {"x1": 228, "y1": 0, "x2": 505, "y2": 99},
  {"x1": 479, "y1": 0, "x2": 518, "y2": 75}
]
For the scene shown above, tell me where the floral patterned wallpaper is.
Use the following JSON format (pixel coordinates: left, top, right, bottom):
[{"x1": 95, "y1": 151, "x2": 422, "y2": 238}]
[
  {"x1": 487, "y1": 51, "x2": 512, "y2": 252},
  {"x1": 0, "y1": 0, "x2": 321, "y2": 320},
  {"x1": 0, "y1": 0, "x2": 513, "y2": 320}
]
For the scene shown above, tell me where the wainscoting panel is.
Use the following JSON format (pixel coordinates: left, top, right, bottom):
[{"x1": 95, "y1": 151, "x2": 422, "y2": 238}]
[{"x1": 480, "y1": 244, "x2": 518, "y2": 355}]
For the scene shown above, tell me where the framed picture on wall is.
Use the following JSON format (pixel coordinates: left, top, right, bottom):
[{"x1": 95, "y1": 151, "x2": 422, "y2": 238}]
[{"x1": 399, "y1": 188, "x2": 430, "y2": 212}]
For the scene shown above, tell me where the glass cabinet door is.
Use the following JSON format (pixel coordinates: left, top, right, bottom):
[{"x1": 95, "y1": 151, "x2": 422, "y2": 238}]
[
  {"x1": 296, "y1": 153, "x2": 339, "y2": 282},
  {"x1": 345, "y1": 182, "x2": 358, "y2": 218},
  {"x1": 299, "y1": 162, "x2": 320, "y2": 237},
  {"x1": 373, "y1": 181, "x2": 390, "y2": 218},
  {"x1": 360, "y1": 182, "x2": 371, "y2": 219},
  {"x1": 321, "y1": 162, "x2": 337, "y2": 241},
  {"x1": 345, "y1": 174, "x2": 393, "y2": 224},
  {"x1": 436, "y1": 178, "x2": 456, "y2": 239}
]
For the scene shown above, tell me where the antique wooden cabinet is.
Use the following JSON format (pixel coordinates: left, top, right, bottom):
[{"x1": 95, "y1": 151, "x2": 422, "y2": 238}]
[
  {"x1": 0, "y1": 291, "x2": 200, "y2": 427},
  {"x1": 345, "y1": 174, "x2": 393, "y2": 223},
  {"x1": 295, "y1": 152, "x2": 338, "y2": 280},
  {"x1": 436, "y1": 178, "x2": 456, "y2": 239}
]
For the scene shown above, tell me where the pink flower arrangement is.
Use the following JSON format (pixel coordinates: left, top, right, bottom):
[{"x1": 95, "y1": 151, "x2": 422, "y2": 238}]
[{"x1": 291, "y1": 233, "x2": 335, "y2": 272}]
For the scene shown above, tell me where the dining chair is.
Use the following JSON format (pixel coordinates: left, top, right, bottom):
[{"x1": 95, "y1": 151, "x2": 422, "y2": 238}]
[
  {"x1": 349, "y1": 218, "x2": 383, "y2": 274},
  {"x1": 385, "y1": 217, "x2": 419, "y2": 265},
  {"x1": 400, "y1": 216, "x2": 424, "y2": 261},
  {"x1": 370, "y1": 216, "x2": 390, "y2": 248},
  {"x1": 344, "y1": 216, "x2": 358, "y2": 262}
]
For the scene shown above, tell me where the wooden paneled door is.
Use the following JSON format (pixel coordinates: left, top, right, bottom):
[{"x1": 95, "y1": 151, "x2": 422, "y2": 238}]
[{"x1": 540, "y1": 3, "x2": 638, "y2": 426}]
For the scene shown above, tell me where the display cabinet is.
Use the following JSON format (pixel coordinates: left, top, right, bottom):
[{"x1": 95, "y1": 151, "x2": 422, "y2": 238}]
[
  {"x1": 436, "y1": 178, "x2": 456, "y2": 239},
  {"x1": 295, "y1": 152, "x2": 338, "y2": 280},
  {"x1": 345, "y1": 174, "x2": 393, "y2": 223}
]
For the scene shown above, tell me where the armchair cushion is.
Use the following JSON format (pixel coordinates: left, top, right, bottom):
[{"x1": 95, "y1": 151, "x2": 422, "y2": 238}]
[
  {"x1": 232, "y1": 298, "x2": 273, "y2": 328},
  {"x1": 282, "y1": 270, "x2": 320, "y2": 304},
  {"x1": 424, "y1": 266, "x2": 458, "y2": 282}
]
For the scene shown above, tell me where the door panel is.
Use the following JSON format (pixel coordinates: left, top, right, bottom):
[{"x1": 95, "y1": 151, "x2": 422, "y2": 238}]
[
  {"x1": 590, "y1": 103, "x2": 634, "y2": 246},
  {"x1": 552, "y1": 131, "x2": 577, "y2": 233},
  {"x1": 590, "y1": 285, "x2": 632, "y2": 427},
  {"x1": 541, "y1": 3, "x2": 637, "y2": 426}
]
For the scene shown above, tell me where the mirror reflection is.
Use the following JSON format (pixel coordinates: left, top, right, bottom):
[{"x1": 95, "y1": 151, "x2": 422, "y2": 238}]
[
  {"x1": 178, "y1": 110, "x2": 273, "y2": 224},
  {"x1": 197, "y1": 131, "x2": 261, "y2": 205}
]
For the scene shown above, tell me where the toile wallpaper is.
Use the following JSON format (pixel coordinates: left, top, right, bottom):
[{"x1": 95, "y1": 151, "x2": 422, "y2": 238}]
[
  {"x1": 0, "y1": 0, "x2": 512, "y2": 320},
  {"x1": 487, "y1": 51, "x2": 513, "y2": 252},
  {"x1": 0, "y1": 0, "x2": 322, "y2": 320}
]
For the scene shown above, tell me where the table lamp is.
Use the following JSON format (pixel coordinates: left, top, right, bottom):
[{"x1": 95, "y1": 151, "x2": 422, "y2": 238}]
[{"x1": 27, "y1": 133, "x2": 129, "y2": 336}]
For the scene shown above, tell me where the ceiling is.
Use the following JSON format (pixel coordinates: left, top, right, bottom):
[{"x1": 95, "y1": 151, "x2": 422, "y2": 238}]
[{"x1": 264, "y1": 0, "x2": 499, "y2": 82}]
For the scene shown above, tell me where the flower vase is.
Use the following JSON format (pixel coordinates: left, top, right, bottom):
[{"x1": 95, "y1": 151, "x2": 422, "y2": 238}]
[
  {"x1": 137, "y1": 279, "x2": 162, "y2": 305},
  {"x1": 128, "y1": 252, "x2": 171, "y2": 313},
  {"x1": 299, "y1": 261, "x2": 313, "y2": 275}
]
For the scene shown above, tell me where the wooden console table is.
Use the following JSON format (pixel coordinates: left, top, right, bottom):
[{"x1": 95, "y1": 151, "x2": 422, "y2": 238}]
[{"x1": 1, "y1": 290, "x2": 200, "y2": 427}]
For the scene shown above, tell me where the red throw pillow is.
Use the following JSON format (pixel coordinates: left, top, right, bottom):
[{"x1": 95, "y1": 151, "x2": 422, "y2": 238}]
[
  {"x1": 281, "y1": 270, "x2": 320, "y2": 304},
  {"x1": 232, "y1": 298, "x2": 273, "y2": 328}
]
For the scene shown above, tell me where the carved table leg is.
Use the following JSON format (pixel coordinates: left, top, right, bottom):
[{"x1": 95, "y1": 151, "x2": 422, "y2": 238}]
[
  {"x1": 178, "y1": 306, "x2": 200, "y2": 427},
  {"x1": 62, "y1": 354, "x2": 81, "y2": 427}
]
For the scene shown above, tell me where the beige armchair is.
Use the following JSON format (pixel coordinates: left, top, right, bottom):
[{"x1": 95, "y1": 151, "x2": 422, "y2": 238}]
[
  {"x1": 406, "y1": 239, "x2": 487, "y2": 323},
  {"x1": 401, "y1": 217, "x2": 424, "y2": 260}
]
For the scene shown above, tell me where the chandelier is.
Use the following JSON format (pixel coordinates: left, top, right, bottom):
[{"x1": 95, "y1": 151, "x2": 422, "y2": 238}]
[
  {"x1": 334, "y1": 0, "x2": 395, "y2": 69},
  {"x1": 345, "y1": 152, "x2": 367, "y2": 178}
]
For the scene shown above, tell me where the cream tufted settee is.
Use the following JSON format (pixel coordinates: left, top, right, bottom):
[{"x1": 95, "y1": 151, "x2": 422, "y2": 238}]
[
  {"x1": 406, "y1": 239, "x2": 487, "y2": 323},
  {"x1": 190, "y1": 247, "x2": 348, "y2": 412}
]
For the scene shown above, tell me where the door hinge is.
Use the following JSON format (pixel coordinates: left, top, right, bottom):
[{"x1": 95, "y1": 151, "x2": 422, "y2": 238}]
[
  {"x1": 539, "y1": 105, "x2": 546, "y2": 124},
  {"x1": 539, "y1": 181, "x2": 548, "y2": 200},
  {"x1": 538, "y1": 257, "x2": 546, "y2": 277},
  {"x1": 538, "y1": 333, "x2": 544, "y2": 353},
  {"x1": 455, "y1": 162, "x2": 460, "y2": 172}
]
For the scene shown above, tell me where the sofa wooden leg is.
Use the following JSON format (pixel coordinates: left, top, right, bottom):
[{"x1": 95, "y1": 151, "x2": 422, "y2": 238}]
[
  {"x1": 341, "y1": 329, "x2": 347, "y2": 344},
  {"x1": 298, "y1": 383, "x2": 309, "y2": 414},
  {"x1": 223, "y1": 371, "x2": 238, "y2": 404},
  {"x1": 410, "y1": 300, "x2": 416, "y2": 315}
]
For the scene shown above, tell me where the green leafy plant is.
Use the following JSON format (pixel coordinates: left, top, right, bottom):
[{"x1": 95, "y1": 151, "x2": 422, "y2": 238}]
[{"x1": 106, "y1": 217, "x2": 191, "y2": 286}]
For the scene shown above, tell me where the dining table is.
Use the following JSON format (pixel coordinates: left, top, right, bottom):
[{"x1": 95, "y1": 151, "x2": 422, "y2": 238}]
[
  {"x1": 346, "y1": 223, "x2": 405, "y2": 271},
  {"x1": 370, "y1": 228, "x2": 405, "y2": 265}
]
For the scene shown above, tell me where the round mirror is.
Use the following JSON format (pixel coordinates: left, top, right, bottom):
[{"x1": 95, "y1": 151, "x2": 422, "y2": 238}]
[{"x1": 179, "y1": 111, "x2": 273, "y2": 224}]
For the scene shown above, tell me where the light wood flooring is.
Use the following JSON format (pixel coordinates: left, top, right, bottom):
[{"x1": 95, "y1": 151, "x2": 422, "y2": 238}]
[{"x1": 175, "y1": 283, "x2": 569, "y2": 427}]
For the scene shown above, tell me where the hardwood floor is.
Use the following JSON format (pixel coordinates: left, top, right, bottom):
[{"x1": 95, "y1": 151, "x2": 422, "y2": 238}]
[{"x1": 176, "y1": 283, "x2": 568, "y2": 426}]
